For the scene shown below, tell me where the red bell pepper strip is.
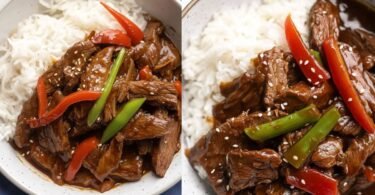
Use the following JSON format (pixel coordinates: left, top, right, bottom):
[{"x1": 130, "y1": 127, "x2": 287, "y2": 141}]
[
  {"x1": 286, "y1": 168, "x2": 338, "y2": 195},
  {"x1": 100, "y1": 1, "x2": 144, "y2": 45},
  {"x1": 27, "y1": 91, "x2": 101, "y2": 128},
  {"x1": 364, "y1": 166, "x2": 375, "y2": 182},
  {"x1": 175, "y1": 80, "x2": 182, "y2": 97},
  {"x1": 323, "y1": 37, "x2": 375, "y2": 133},
  {"x1": 64, "y1": 136, "x2": 99, "y2": 181},
  {"x1": 91, "y1": 29, "x2": 131, "y2": 47},
  {"x1": 285, "y1": 15, "x2": 330, "y2": 85},
  {"x1": 139, "y1": 65, "x2": 153, "y2": 80},
  {"x1": 36, "y1": 76, "x2": 48, "y2": 117}
]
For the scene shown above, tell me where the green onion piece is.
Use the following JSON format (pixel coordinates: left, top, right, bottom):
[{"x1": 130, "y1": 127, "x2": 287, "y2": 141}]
[
  {"x1": 284, "y1": 107, "x2": 340, "y2": 169},
  {"x1": 87, "y1": 48, "x2": 126, "y2": 126},
  {"x1": 101, "y1": 97, "x2": 146, "y2": 143},
  {"x1": 310, "y1": 49, "x2": 323, "y2": 65},
  {"x1": 244, "y1": 104, "x2": 321, "y2": 142}
]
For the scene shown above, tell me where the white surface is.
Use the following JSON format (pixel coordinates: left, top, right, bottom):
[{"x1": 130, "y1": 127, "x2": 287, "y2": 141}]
[{"x1": 0, "y1": 0, "x2": 181, "y2": 194}]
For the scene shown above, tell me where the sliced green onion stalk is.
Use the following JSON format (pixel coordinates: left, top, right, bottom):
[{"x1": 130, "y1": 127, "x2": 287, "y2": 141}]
[
  {"x1": 284, "y1": 107, "x2": 341, "y2": 169},
  {"x1": 101, "y1": 97, "x2": 146, "y2": 143},
  {"x1": 310, "y1": 49, "x2": 323, "y2": 65},
  {"x1": 87, "y1": 48, "x2": 126, "y2": 126},
  {"x1": 244, "y1": 104, "x2": 321, "y2": 142}
]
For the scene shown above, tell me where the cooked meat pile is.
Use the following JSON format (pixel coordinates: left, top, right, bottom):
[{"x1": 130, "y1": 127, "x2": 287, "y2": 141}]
[
  {"x1": 12, "y1": 18, "x2": 181, "y2": 192},
  {"x1": 187, "y1": 0, "x2": 375, "y2": 194}
]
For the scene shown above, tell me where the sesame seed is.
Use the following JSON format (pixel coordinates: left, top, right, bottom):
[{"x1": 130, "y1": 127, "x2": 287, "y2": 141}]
[
  {"x1": 283, "y1": 158, "x2": 288, "y2": 163},
  {"x1": 318, "y1": 74, "x2": 323, "y2": 79},
  {"x1": 314, "y1": 81, "x2": 320, "y2": 85},
  {"x1": 267, "y1": 111, "x2": 272, "y2": 116},
  {"x1": 224, "y1": 136, "x2": 229, "y2": 140},
  {"x1": 313, "y1": 95, "x2": 318, "y2": 99},
  {"x1": 304, "y1": 60, "x2": 309, "y2": 65},
  {"x1": 357, "y1": 192, "x2": 362, "y2": 195},
  {"x1": 262, "y1": 61, "x2": 268, "y2": 65},
  {"x1": 359, "y1": 88, "x2": 365, "y2": 94},
  {"x1": 328, "y1": 100, "x2": 333, "y2": 105},
  {"x1": 268, "y1": 82, "x2": 274, "y2": 87},
  {"x1": 260, "y1": 53, "x2": 264, "y2": 58},
  {"x1": 307, "y1": 78, "x2": 312, "y2": 82},
  {"x1": 339, "y1": 44, "x2": 344, "y2": 50},
  {"x1": 343, "y1": 182, "x2": 348, "y2": 187},
  {"x1": 311, "y1": 86, "x2": 316, "y2": 90},
  {"x1": 349, "y1": 46, "x2": 353, "y2": 52},
  {"x1": 267, "y1": 107, "x2": 271, "y2": 112},
  {"x1": 293, "y1": 155, "x2": 299, "y2": 160},
  {"x1": 217, "y1": 179, "x2": 223, "y2": 184},
  {"x1": 348, "y1": 98, "x2": 353, "y2": 102},
  {"x1": 311, "y1": 67, "x2": 316, "y2": 73},
  {"x1": 283, "y1": 102, "x2": 288, "y2": 106},
  {"x1": 26, "y1": 151, "x2": 30, "y2": 155},
  {"x1": 215, "y1": 128, "x2": 220, "y2": 133},
  {"x1": 301, "y1": 179, "x2": 306, "y2": 185},
  {"x1": 74, "y1": 50, "x2": 78, "y2": 54},
  {"x1": 282, "y1": 141, "x2": 288, "y2": 145},
  {"x1": 29, "y1": 139, "x2": 34, "y2": 143},
  {"x1": 290, "y1": 185, "x2": 295, "y2": 189},
  {"x1": 98, "y1": 143, "x2": 102, "y2": 147},
  {"x1": 226, "y1": 185, "x2": 230, "y2": 191},
  {"x1": 150, "y1": 92, "x2": 155, "y2": 95},
  {"x1": 352, "y1": 72, "x2": 357, "y2": 77},
  {"x1": 258, "y1": 113, "x2": 263, "y2": 117},
  {"x1": 232, "y1": 144, "x2": 239, "y2": 148},
  {"x1": 299, "y1": 60, "x2": 303, "y2": 65},
  {"x1": 211, "y1": 169, "x2": 216, "y2": 174},
  {"x1": 281, "y1": 104, "x2": 285, "y2": 110}
]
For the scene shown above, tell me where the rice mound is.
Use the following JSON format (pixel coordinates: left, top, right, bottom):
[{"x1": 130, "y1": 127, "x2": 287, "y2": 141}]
[
  {"x1": 182, "y1": 0, "x2": 315, "y2": 147},
  {"x1": 0, "y1": 0, "x2": 146, "y2": 140}
]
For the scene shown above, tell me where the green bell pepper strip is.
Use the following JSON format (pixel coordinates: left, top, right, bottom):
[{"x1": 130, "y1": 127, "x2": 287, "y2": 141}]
[
  {"x1": 284, "y1": 107, "x2": 341, "y2": 169},
  {"x1": 87, "y1": 48, "x2": 126, "y2": 126},
  {"x1": 101, "y1": 97, "x2": 146, "y2": 143},
  {"x1": 244, "y1": 104, "x2": 321, "y2": 142}
]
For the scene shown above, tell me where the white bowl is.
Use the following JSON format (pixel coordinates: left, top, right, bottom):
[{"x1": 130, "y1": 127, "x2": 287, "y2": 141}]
[{"x1": 0, "y1": 0, "x2": 181, "y2": 194}]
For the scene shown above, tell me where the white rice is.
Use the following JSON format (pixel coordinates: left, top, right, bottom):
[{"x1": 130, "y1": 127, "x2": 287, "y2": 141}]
[
  {"x1": 0, "y1": 0, "x2": 146, "y2": 141},
  {"x1": 182, "y1": 0, "x2": 315, "y2": 147}
]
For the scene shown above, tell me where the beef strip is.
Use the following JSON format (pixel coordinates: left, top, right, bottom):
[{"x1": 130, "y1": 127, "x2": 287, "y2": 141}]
[
  {"x1": 38, "y1": 118, "x2": 70, "y2": 153},
  {"x1": 154, "y1": 37, "x2": 181, "y2": 80},
  {"x1": 259, "y1": 47, "x2": 292, "y2": 108},
  {"x1": 188, "y1": 110, "x2": 285, "y2": 195},
  {"x1": 152, "y1": 118, "x2": 180, "y2": 177},
  {"x1": 339, "y1": 133, "x2": 375, "y2": 176},
  {"x1": 331, "y1": 100, "x2": 361, "y2": 136},
  {"x1": 110, "y1": 150, "x2": 144, "y2": 181},
  {"x1": 80, "y1": 46, "x2": 114, "y2": 91},
  {"x1": 14, "y1": 93, "x2": 38, "y2": 148},
  {"x1": 255, "y1": 182, "x2": 296, "y2": 195},
  {"x1": 278, "y1": 81, "x2": 334, "y2": 112},
  {"x1": 68, "y1": 170, "x2": 115, "y2": 193},
  {"x1": 339, "y1": 42, "x2": 375, "y2": 118},
  {"x1": 115, "y1": 112, "x2": 170, "y2": 141},
  {"x1": 111, "y1": 79, "x2": 178, "y2": 110},
  {"x1": 227, "y1": 149, "x2": 282, "y2": 192},
  {"x1": 29, "y1": 144, "x2": 64, "y2": 185},
  {"x1": 309, "y1": 0, "x2": 340, "y2": 51},
  {"x1": 340, "y1": 29, "x2": 375, "y2": 70},
  {"x1": 132, "y1": 20, "x2": 162, "y2": 68},
  {"x1": 84, "y1": 139, "x2": 123, "y2": 182},
  {"x1": 311, "y1": 136, "x2": 343, "y2": 169},
  {"x1": 43, "y1": 39, "x2": 98, "y2": 94}
]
